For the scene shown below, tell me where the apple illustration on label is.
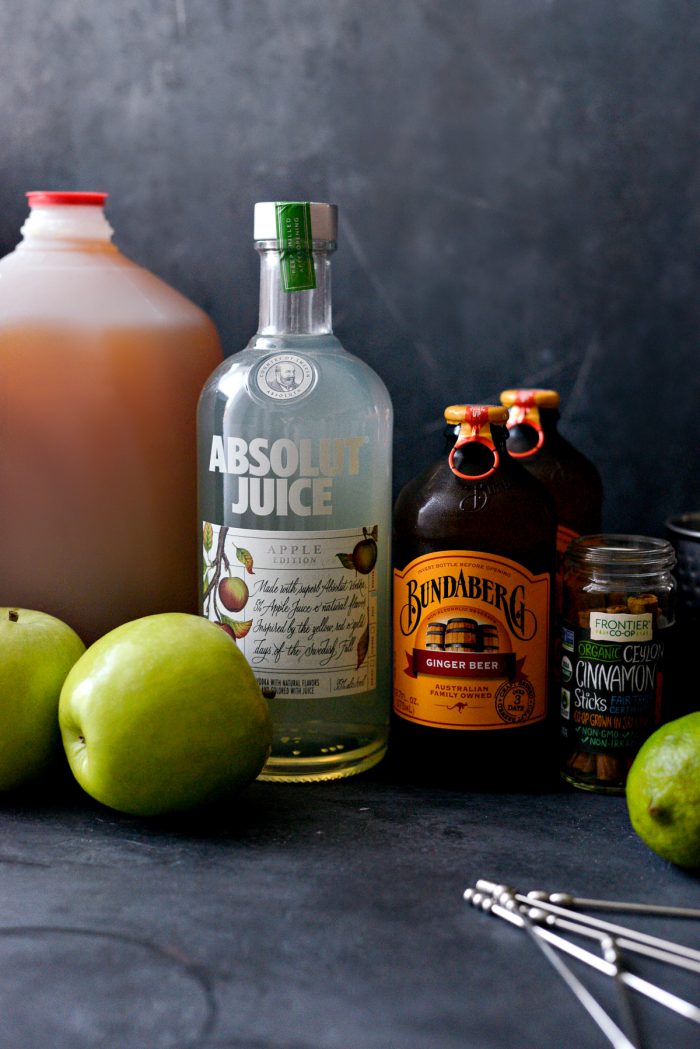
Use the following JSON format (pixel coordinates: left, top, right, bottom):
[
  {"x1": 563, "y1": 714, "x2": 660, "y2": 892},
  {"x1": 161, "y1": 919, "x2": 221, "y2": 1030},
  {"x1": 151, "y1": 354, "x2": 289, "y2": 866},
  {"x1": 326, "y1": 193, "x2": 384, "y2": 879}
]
[
  {"x1": 352, "y1": 536, "x2": 377, "y2": 574},
  {"x1": 218, "y1": 576, "x2": 249, "y2": 612},
  {"x1": 59, "y1": 613, "x2": 272, "y2": 816},
  {"x1": 0, "y1": 608, "x2": 85, "y2": 791}
]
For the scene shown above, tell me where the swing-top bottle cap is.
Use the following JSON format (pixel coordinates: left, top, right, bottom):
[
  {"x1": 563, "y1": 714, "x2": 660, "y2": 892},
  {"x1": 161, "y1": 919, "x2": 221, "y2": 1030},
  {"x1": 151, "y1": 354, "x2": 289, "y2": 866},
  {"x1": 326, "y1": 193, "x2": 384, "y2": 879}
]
[
  {"x1": 499, "y1": 388, "x2": 560, "y2": 408},
  {"x1": 444, "y1": 405, "x2": 509, "y2": 426},
  {"x1": 253, "y1": 201, "x2": 338, "y2": 242}
]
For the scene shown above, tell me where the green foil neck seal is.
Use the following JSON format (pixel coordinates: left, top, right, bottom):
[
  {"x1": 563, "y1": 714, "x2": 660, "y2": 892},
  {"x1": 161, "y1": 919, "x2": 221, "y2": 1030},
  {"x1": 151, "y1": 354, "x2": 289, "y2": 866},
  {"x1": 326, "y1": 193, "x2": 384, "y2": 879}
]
[{"x1": 275, "y1": 202, "x2": 316, "y2": 293}]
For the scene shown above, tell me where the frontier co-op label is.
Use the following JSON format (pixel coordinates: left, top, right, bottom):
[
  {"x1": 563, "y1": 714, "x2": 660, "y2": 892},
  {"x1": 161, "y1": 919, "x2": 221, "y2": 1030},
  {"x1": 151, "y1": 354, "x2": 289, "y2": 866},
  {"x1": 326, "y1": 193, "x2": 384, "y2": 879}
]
[
  {"x1": 202, "y1": 523, "x2": 378, "y2": 698},
  {"x1": 560, "y1": 616, "x2": 667, "y2": 755}
]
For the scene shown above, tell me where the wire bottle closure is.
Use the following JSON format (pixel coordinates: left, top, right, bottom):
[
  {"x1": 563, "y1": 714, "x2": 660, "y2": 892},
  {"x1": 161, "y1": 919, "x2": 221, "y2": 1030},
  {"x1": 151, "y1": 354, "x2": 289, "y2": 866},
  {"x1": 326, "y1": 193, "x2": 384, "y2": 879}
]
[
  {"x1": 505, "y1": 390, "x2": 545, "y2": 458},
  {"x1": 445, "y1": 405, "x2": 505, "y2": 481},
  {"x1": 500, "y1": 388, "x2": 561, "y2": 459}
]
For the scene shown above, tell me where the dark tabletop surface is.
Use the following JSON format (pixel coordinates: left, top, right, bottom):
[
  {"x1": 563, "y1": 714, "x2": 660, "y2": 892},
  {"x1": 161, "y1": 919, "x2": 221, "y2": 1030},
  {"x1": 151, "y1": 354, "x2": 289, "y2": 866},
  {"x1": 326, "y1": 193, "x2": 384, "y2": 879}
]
[{"x1": 0, "y1": 760, "x2": 698, "y2": 1049}]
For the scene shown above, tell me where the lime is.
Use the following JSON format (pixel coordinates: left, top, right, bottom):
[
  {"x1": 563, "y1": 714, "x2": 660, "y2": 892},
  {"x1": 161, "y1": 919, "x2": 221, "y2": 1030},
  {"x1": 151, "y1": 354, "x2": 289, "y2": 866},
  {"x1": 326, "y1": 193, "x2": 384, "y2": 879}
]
[{"x1": 626, "y1": 712, "x2": 700, "y2": 868}]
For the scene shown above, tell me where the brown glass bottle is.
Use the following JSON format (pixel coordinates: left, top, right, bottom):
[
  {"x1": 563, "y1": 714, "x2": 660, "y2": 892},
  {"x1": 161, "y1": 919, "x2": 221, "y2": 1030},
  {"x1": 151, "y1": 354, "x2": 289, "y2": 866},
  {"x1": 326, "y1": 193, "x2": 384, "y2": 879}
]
[
  {"x1": 391, "y1": 405, "x2": 557, "y2": 788},
  {"x1": 499, "y1": 389, "x2": 603, "y2": 610}
]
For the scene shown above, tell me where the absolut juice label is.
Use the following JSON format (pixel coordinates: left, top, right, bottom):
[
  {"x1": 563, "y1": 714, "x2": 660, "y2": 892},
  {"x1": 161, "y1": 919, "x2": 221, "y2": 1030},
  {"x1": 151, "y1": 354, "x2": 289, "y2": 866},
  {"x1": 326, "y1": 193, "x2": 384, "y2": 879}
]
[
  {"x1": 208, "y1": 434, "x2": 368, "y2": 516},
  {"x1": 560, "y1": 622, "x2": 666, "y2": 754},
  {"x1": 202, "y1": 522, "x2": 378, "y2": 698},
  {"x1": 393, "y1": 551, "x2": 550, "y2": 729}
]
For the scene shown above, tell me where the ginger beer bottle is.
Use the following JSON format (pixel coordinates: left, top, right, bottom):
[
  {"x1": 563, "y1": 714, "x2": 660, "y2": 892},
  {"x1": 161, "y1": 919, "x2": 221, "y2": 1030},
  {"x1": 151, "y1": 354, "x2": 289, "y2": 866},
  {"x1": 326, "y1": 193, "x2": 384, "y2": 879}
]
[
  {"x1": 392, "y1": 405, "x2": 556, "y2": 787},
  {"x1": 499, "y1": 388, "x2": 603, "y2": 611},
  {"x1": 198, "y1": 202, "x2": 393, "y2": 781}
]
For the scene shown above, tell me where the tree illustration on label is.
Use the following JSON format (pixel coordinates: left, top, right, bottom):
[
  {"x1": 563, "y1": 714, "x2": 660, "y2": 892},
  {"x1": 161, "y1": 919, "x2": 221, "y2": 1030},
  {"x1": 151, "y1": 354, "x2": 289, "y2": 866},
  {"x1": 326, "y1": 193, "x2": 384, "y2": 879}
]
[
  {"x1": 202, "y1": 523, "x2": 256, "y2": 642},
  {"x1": 203, "y1": 522, "x2": 213, "y2": 553},
  {"x1": 216, "y1": 615, "x2": 253, "y2": 642},
  {"x1": 202, "y1": 523, "x2": 215, "y2": 597},
  {"x1": 235, "y1": 546, "x2": 255, "y2": 574}
]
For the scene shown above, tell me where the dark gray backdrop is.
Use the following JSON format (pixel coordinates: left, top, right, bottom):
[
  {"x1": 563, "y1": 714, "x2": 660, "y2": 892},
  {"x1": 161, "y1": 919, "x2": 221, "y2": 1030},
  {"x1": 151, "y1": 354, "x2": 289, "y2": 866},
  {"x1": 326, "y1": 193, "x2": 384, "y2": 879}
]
[{"x1": 2, "y1": 0, "x2": 699, "y2": 534}]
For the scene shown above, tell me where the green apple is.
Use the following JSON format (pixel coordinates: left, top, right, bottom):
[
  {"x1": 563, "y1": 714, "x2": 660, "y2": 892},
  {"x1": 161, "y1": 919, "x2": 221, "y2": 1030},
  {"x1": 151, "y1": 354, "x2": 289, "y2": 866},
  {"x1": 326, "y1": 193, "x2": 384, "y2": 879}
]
[
  {"x1": 59, "y1": 612, "x2": 272, "y2": 817},
  {"x1": 0, "y1": 607, "x2": 85, "y2": 792}
]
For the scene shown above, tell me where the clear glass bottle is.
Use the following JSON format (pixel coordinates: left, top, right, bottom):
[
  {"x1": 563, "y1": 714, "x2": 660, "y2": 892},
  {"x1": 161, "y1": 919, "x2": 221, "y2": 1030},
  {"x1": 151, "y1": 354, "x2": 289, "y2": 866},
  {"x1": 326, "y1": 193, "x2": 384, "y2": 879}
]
[
  {"x1": 560, "y1": 534, "x2": 676, "y2": 794},
  {"x1": 0, "y1": 191, "x2": 223, "y2": 645},
  {"x1": 197, "y1": 202, "x2": 393, "y2": 782},
  {"x1": 391, "y1": 405, "x2": 557, "y2": 788}
]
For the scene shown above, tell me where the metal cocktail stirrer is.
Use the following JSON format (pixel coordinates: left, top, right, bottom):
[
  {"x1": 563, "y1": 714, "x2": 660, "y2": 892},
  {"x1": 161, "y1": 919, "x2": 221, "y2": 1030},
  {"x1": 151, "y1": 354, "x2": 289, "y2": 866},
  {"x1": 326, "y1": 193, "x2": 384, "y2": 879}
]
[
  {"x1": 522, "y1": 899, "x2": 700, "y2": 977},
  {"x1": 517, "y1": 903, "x2": 700, "y2": 1036},
  {"x1": 527, "y1": 889, "x2": 700, "y2": 921},
  {"x1": 464, "y1": 888, "x2": 700, "y2": 1027},
  {"x1": 464, "y1": 888, "x2": 641, "y2": 1049},
  {"x1": 465, "y1": 881, "x2": 700, "y2": 1046},
  {"x1": 476, "y1": 880, "x2": 700, "y2": 970},
  {"x1": 601, "y1": 936, "x2": 644, "y2": 1049}
]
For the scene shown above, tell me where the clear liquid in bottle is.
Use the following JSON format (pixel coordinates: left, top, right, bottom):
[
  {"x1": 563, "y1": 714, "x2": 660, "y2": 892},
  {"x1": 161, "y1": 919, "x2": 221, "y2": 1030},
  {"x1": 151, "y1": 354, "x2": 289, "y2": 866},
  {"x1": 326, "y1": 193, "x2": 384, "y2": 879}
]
[{"x1": 197, "y1": 202, "x2": 393, "y2": 781}]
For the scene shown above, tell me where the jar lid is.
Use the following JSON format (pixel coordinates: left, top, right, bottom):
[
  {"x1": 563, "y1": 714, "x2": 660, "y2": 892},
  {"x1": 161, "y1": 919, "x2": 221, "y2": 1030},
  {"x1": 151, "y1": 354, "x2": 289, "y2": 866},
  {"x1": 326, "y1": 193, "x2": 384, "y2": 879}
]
[
  {"x1": 566, "y1": 534, "x2": 676, "y2": 571},
  {"x1": 499, "y1": 388, "x2": 560, "y2": 408},
  {"x1": 444, "y1": 405, "x2": 509, "y2": 426},
  {"x1": 665, "y1": 512, "x2": 700, "y2": 541},
  {"x1": 27, "y1": 191, "x2": 108, "y2": 207},
  {"x1": 253, "y1": 201, "x2": 337, "y2": 241}
]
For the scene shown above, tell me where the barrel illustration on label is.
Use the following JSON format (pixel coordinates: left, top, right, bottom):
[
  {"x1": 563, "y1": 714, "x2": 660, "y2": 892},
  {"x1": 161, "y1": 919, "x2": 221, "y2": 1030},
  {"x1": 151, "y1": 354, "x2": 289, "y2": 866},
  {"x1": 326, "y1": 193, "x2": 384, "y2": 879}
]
[{"x1": 394, "y1": 550, "x2": 550, "y2": 731}]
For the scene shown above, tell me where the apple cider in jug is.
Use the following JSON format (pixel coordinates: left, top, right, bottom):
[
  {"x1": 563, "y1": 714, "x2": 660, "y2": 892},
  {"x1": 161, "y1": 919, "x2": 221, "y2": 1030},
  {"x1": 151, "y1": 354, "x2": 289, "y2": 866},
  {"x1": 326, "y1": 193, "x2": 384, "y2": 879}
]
[{"x1": 0, "y1": 192, "x2": 223, "y2": 644}]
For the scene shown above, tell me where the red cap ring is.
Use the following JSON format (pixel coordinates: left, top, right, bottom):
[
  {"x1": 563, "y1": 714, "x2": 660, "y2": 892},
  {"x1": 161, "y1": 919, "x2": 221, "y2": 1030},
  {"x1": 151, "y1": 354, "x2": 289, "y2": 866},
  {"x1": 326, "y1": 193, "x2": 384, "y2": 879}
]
[
  {"x1": 26, "y1": 191, "x2": 108, "y2": 207},
  {"x1": 449, "y1": 436, "x2": 499, "y2": 481}
]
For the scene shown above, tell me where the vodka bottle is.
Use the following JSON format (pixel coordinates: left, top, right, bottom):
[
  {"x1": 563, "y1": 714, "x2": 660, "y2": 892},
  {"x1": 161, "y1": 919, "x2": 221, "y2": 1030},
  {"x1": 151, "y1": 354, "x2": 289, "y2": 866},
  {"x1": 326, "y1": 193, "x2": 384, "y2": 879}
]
[{"x1": 197, "y1": 202, "x2": 393, "y2": 781}]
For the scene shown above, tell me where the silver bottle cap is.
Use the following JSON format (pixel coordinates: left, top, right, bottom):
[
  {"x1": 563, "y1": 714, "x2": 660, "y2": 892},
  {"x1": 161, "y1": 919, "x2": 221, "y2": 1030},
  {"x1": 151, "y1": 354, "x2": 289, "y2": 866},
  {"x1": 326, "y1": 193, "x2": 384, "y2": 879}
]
[{"x1": 253, "y1": 201, "x2": 338, "y2": 242}]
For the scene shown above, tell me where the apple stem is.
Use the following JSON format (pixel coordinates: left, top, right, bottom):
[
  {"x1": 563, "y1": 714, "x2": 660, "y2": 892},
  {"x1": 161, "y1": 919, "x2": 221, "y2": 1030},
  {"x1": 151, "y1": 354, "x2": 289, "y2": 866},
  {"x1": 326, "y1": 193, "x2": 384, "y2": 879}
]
[
  {"x1": 202, "y1": 526, "x2": 231, "y2": 614},
  {"x1": 8, "y1": 609, "x2": 19, "y2": 622}
]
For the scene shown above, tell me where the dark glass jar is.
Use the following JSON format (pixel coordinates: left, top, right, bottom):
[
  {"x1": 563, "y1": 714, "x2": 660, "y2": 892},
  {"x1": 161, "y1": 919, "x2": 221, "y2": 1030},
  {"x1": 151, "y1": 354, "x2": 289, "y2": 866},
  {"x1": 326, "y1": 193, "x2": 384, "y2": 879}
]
[
  {"x1": 391, "y1": 405, "x2": 557, "y2": 788},
  {"x1": 560, "y1": 534, "x2": 676, "y2": 794},
  {"x1": 499, "y1": 388, "x2": 603, "y2": 613}
]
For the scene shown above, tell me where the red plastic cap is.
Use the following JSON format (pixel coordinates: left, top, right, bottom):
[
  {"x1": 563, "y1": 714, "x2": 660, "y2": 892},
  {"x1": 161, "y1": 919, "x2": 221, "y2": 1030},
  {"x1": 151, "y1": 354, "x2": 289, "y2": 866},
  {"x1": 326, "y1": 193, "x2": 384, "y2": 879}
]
[{"x1": 26, "y1": 191, "x2": 108, "y2": 207}]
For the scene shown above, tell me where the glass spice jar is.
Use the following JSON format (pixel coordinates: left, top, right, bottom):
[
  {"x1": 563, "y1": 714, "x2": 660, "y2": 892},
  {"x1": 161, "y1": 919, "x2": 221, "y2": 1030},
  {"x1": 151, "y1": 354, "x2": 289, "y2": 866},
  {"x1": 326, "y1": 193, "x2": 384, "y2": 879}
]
[{"x1": 560, "y1": 534, "x2": 676, "y2": 794}]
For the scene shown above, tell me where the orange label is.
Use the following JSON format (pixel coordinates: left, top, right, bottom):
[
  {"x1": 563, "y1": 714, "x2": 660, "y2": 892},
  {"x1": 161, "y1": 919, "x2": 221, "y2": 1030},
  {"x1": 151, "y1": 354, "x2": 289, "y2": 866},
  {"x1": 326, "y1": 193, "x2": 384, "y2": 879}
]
[{"x1": 393, "y1": 550, "x2": 550, "y2": 730}]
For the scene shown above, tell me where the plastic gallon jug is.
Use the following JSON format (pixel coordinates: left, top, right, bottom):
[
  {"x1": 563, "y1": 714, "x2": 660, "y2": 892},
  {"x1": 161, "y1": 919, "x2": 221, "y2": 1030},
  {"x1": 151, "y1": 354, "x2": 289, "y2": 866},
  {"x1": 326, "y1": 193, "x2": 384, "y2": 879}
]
[{"x1": 0, "y1": 191, "x2": 223, "y2": 644}]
